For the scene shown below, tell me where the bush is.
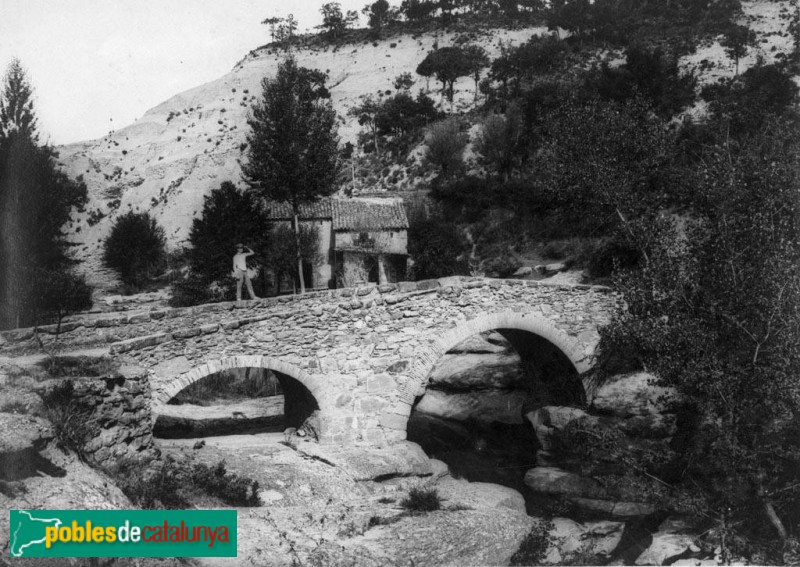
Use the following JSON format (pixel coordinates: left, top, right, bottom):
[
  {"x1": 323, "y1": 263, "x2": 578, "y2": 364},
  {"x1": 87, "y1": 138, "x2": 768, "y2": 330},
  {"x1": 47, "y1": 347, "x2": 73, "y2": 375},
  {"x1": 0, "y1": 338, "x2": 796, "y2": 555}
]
[
  {"x1": 112, "y1": 456, "x2": 187, "y2": 509},
  {"x1": 191, "y1": 461, "x2": 262, "y2": 507},
  {"x1": 400, "y1": 487, "x2": 441, "y2": 512},
  {"x1": 103, "y1": 211, "x2": 166, "y2": 289},
  {"x1": 407, "y1": 213, "x2": 469, "y2": 280},
  {"x1": 30, "y1": 267, "x2": 92, "y2": 331},
  {"x1": 585, "y1": 236, "x2": 641, "y2": 278},
  {"x1": 585, "y1": 45, "x2": 696, "y2": 118},
  {"x1": 509, "y1": 520, "x2": 556, "y2": 566},
  {"x1": 481, "y1": 255, "x2": 521, "y2": 278},
  {"x1": 40, "y1": 380, "x2": 96, "y2": 460},
  {"x1": 424, "y1": 118, "x2": 468, "y2": 178}
]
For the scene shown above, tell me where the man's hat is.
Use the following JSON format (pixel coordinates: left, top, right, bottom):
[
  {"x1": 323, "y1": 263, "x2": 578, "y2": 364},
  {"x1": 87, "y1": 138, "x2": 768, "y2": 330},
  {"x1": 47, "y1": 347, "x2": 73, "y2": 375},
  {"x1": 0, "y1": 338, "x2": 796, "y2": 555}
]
[{"x1": 236, "y1": 243, "x2": 244, "y2": 248}]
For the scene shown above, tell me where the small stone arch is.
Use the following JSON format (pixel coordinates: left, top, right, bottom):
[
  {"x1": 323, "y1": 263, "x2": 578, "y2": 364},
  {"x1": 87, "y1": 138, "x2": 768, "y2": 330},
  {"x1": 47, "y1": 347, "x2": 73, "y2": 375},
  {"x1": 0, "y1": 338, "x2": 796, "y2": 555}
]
[
  {"x1": 152, "y1": 355, "x2": 322, "y2": 411},
  {"x1": 408, "y1": 311, "x2": 592, "y2": 398}
]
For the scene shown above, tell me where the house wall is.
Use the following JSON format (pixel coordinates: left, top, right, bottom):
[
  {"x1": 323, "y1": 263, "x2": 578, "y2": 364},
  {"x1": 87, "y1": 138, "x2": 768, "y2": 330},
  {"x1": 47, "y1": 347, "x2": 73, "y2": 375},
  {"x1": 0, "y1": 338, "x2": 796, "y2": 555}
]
[{"x1": 334, "y1": 230, "x2": 408, "y2": 255}]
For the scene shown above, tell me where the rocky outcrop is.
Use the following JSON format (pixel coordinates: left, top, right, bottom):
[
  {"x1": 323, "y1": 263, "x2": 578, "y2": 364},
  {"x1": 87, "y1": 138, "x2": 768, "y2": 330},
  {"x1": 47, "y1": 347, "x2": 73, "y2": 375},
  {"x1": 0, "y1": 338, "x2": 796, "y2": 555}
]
[
  {"x1": 524, "y1": 372, "x2": 681, "y2": 518},
  {"x1": 436, "y1": 477, "x2": 527, "y2": 513},
  {"x1": 414, "y1": 389, "x2": 528, "y2": 424},
  {"x1": 0, "y1": 413, "x2": 55, "y2": 481},
  {"x1": 296, "y1": 441, "x2": 433, "y2": 481},
  {"x1": 547, "y1": 517, "x2": 626, "y2": 563},
  {"x1": 154, "y1": 397, "x2": 284, "y2": 438},
  {"x1": 635, "y1": 517, "x2": 701, "y2": 566},
  {"x1": 525, "y1": 468, "x2": 659, "y2": 517},
  {"x1": 592, "y1": 371, "x2": 678, "y2": 418},
  {"x1": 427, "y1": 352, "x2": 525, "y2": 390}
]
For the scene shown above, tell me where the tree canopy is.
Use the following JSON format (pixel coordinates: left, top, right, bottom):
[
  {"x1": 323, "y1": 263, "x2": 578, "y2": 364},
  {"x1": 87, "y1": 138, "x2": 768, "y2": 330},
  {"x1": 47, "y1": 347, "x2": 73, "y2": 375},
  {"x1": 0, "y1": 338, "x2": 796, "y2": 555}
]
[
  {"x1": 242, "y1": 57, "x2": 340, "y2": 292},
  {"x1": 0, "y1": 60, "x2": 89, "y2": 329}
]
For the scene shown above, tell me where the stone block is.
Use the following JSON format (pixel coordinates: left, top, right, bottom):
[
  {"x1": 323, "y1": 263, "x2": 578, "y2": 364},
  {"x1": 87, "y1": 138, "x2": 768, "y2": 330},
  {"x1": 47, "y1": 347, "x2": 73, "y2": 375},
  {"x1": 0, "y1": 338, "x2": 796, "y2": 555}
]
[
  {"x1": 109, "y1": 333, "x2": 169, "y2": 354},
  {"x1": 415, "y1": 279, "x2": 440, "y2": 291},
  {"x1": 127, "y1": 313, "x2": 151, "y2": 324},
  {"x1": 366, "y1": 373, "x2": 395, "y2": 393},
  {"x1": 378, "y1": 413, "x2": 407, "y2": 431},
  {"x1": 172, "y1": 327, "x2": 201, "y2": 339}
]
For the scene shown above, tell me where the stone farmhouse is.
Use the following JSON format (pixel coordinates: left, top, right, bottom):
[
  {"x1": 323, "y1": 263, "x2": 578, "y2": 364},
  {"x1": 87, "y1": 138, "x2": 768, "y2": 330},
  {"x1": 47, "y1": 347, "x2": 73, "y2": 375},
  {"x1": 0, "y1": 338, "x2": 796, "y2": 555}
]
[{"x1": 265, "y1": 197, "x2": 409, "y2": 292}]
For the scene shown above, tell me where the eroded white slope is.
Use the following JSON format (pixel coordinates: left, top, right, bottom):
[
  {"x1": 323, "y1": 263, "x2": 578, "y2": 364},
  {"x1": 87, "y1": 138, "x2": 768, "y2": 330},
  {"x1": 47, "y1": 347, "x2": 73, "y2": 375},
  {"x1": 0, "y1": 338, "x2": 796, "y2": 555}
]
[{"x1": 58, "y1": 26, "x2": 547, "y2": 284}]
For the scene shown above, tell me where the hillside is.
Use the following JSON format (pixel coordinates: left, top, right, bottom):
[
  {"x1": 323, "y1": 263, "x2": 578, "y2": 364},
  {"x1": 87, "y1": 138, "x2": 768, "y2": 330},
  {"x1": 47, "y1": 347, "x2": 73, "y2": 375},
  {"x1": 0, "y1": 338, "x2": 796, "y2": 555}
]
[{"x1": 55, "y1": 0, "x2": 796, "y2": 290}]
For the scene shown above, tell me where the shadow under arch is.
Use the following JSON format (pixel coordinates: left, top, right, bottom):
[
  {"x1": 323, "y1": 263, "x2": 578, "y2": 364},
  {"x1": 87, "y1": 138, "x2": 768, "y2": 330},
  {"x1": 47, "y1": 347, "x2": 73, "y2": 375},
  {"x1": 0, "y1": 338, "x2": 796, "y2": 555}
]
[
  {"x1": 153, "y1": 355, "x2": 321, "y2": 431},
  {"x1": 409, "y1": 311, "x2": 592, "y2": 399}
]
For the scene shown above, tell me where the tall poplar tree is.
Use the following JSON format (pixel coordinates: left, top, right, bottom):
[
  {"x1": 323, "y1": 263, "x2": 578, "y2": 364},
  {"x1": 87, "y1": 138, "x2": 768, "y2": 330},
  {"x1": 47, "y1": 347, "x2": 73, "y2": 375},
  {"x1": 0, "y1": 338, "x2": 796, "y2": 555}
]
[{"x1": 242, "y1": 57, "x2": 340, "y2": 293}]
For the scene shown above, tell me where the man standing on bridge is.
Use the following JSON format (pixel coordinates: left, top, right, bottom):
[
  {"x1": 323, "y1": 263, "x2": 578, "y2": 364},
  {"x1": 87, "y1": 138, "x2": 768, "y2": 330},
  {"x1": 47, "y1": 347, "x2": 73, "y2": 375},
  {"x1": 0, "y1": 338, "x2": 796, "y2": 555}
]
[{"x1": 233, "y1": 243, "x2": 259, "y2": 301}]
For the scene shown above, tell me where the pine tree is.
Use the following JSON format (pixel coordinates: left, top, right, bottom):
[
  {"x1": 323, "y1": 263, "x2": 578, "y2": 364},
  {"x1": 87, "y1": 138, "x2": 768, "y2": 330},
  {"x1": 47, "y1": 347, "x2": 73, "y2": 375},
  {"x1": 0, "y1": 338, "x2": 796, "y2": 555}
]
[
  {"x1": 0, "y1": 60, "x2": 88, "y2": 329},
  {"x1": 242, "y1": 57, "x2": 340, "y2": 293},
  {"x1": 0, "y1": 58, "x2": 38, "y2": 142}
]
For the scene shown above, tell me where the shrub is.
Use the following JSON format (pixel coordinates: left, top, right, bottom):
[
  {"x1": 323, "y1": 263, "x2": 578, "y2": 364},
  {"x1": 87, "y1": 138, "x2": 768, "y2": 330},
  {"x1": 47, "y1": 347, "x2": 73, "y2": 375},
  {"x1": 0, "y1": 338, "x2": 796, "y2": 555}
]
[
  {"x1": 400, "y1": 487, "x2": 441, "y2": 512},
  {"x1": 509, "y1": 520, "x2": 556, "y2": 566},
  {"x1": 191, "y1": 461, "x2": 262, "y2": 507},
  {"x1": 103, "y1": 211, "x2": 166, "y2": 289},
  {"x1": 585, "y1": 45, "x2": 697, "y2": 118},
  {"x1": 475, "y1": 103, "x2": 528, "y2": 180},
  {"x1": 585, "y1": 236, "x2": 641, "y2": 278},
  {"x1": 407, "y1": 213, "x2": 469, "y2": 280},
  {"x1": 30, "y1": 267, "x2": 92, "y2": 331},
  {"x1": 112, "y1": 456, "x2": 187, "y2": 509},
  {"x1": 40, "y1": 380, "x2": 96, "y2": 460},
  {"x1": 481, "y1": 255, "x2": 521, "y2": 278},
  {"x1": 424, "y1": 118, "x2": 468, "y2": 178}
]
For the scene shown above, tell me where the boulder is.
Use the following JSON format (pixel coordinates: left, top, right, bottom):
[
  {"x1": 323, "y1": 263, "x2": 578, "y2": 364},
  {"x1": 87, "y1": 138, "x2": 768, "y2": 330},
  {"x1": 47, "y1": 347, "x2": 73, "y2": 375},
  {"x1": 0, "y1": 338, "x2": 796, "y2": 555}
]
[
  {"x1": 428, "y1": 352, "x2": 524, "y2": 390},
  {"x1": 414, "y1": 389, "x2": 528, "y2": 424},
  {"x1": 571, "y1": 497, "x2": 658, "y2": 518},
  {"x1": 547, "y1": 517, "x2": 626, "y2": 562},
  {"x1": 296, "y1": 441, "x2": 432, "y2": 481},
  {"x1": 525, "y1": 467, "x2": 662, "y2": 516},
  {"x1": 535, "y1": 263, "x2": 567, "y2": 276},
  {"x1": 0, "y1": 443, "x2": 131, "y2": 532},
  {"x1": 525, "y1": 467, "x2": 609, "y2": 499},
  {"x1": 513, "y1": 266, "x2": 533, "y2": 277},
  {"x1": 635, "y1": 517, "x2": 698, "y2": 565},
  {"x1": 348, "y1": 506, "x2": 535, "y2": 566},
  {"x1": 526, "y1": 406, "x2": 590, "y2": 450},
  {"x1": 436, "y1": 477, "x2": 527, "y2": 513},
  {"x1": 0, "y1": 413, "x2": 55, "y2": 480},
  {"x1": 592, "y1": 372, "x2": 678, "y2": 417},
  {"x1": 0, "y1": 388, "x2": 44, "y2": 415},
  {"x1": 447, "y1": 332, "x2": 510, "y2": 354}
]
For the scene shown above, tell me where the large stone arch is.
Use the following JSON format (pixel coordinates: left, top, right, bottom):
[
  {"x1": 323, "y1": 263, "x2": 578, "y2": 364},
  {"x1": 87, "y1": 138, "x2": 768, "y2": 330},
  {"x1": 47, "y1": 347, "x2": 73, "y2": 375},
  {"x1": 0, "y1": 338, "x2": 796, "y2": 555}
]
[
  {"x1": 152, "y1": 355, "x2": 322, "y2": 411},
  {"x1": 408, "y1": 311, "x2": 593, "y2": 399}
]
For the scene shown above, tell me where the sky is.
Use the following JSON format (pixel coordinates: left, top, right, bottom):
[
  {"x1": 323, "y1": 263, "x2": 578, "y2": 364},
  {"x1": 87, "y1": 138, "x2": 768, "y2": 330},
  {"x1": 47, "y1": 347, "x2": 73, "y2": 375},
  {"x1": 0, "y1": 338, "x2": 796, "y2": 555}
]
[{"x1": 0, "y1": 0, "x2": 367, "y2": 145}]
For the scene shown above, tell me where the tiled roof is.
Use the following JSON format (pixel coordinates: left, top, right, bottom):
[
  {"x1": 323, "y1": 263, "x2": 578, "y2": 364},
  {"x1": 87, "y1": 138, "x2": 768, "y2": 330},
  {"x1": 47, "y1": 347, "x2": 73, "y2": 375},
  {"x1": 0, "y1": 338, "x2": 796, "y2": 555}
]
[
  {"x1": 331, "y1": 198, "x2": 409, "y2": 232},
  {"x1": 264, "y1": 197, "x2": 409, "y2": 231},
  {"x1": 264, "y1": 199, "x2": 332, "y2": 220}
]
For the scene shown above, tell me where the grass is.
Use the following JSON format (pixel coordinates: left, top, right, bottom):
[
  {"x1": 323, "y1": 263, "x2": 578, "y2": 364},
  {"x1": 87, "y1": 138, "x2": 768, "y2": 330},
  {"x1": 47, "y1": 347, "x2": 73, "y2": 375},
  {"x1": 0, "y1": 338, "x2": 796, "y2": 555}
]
[{"x1": 400, "y1": 487, "x2": 442, "y2": 512}]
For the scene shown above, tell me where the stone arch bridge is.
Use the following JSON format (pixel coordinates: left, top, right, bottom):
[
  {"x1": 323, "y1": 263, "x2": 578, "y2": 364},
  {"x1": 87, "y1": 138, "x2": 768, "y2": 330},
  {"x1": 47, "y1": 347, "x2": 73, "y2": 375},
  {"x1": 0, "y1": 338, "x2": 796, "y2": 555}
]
[{"x1": 1, "y1": 277, "x2": 618, "y2": 445}]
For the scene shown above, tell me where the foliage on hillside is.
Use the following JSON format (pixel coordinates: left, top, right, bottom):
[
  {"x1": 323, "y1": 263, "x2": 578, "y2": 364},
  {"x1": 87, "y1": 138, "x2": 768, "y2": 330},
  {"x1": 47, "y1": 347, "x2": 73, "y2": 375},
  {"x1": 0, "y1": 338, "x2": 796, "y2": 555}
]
[
  {"x1": 103, "y1": 211, "x2": 166, "y2": 291},
  {"x1": 170, "y1": 181, "x2": 272, "y2": 306}
]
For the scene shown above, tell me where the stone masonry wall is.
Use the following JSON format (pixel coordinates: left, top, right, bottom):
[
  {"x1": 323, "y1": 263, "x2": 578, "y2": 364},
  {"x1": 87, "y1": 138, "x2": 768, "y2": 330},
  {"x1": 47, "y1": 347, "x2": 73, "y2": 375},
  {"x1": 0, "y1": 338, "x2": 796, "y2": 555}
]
[{"x1": 59, "y1": 365, "x2": 156, "y2": 469}]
